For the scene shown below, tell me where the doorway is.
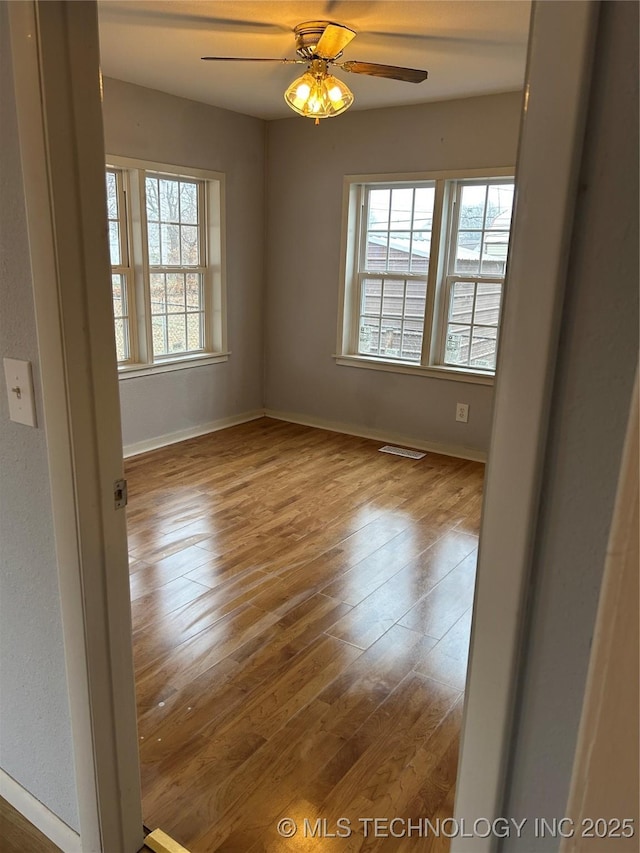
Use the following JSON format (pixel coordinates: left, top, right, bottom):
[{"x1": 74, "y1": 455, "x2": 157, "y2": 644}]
[{"x1": 7, "y1": 3, "x2": 604, "y2": 848}]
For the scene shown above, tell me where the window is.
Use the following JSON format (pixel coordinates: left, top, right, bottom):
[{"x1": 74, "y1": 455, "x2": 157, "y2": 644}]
[
  {"x1": 105, "y1": 158, "x2": 227, "y2": 376},
  {"x1": 337, "y1": 171, "x2": 515, "y2": 380},
  {"x1": 106, "y1": 169, "x2": 133, "y2": 362},
  {"x1": 358, "y1": 183, "x2": 434, "y2": 362}
]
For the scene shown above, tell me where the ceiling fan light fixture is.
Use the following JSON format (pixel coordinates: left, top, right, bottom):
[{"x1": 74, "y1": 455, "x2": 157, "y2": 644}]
[{"x1": 284, "y1": 60, "x2": 354, "y2": 123}]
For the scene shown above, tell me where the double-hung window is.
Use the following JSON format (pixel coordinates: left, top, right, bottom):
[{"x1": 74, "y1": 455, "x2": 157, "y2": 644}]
[
  {"x1": 105, "y1": 158, "x2": 227, "y2": 376},
  {"x1": 442, "y1": 180, "x2": 513, "y2": 371},
  {"x1": 337, "y1": 171, "x2": 514, "y2": 380},
  {"x1": 357, "y1": 183, "x2": 434, "y2": 363}
]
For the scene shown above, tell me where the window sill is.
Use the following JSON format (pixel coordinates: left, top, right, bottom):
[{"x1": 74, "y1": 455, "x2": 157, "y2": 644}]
[
  {"x1": 118, "y1": 351, "x2": 230, "y2": 380},
  {"x1": 334, "y1": 354, "x2": 495, "y2": 385}
]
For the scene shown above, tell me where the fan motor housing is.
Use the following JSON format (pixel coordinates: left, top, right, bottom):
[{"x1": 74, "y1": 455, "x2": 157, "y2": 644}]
[{"x1": 294, "y1": 21, "x2": 338, "y2": 59}]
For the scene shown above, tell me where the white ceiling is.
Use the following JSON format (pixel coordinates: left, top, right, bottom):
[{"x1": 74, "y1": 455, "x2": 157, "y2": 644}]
[{"x1": 97, "y1": 1, "x2": 531, "y2": 120}]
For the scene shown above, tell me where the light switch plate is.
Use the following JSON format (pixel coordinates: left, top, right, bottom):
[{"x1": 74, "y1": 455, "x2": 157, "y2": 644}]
[{"x1": 4, "y1": 358, "x2": 37, "y2": 427}]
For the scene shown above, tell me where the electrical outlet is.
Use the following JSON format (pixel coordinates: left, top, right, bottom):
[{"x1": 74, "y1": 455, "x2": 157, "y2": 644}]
[{"x1": 456, "y1": 402, "x2": 469, "y2": 423}]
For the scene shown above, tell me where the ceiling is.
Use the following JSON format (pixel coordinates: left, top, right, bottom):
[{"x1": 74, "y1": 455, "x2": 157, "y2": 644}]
[{"x1": 97, "y1": 1, "x2": 531, "y2": 120}]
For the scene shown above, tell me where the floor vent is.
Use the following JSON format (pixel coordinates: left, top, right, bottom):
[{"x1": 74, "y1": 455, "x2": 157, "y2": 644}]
[{"x1": 379, "y1": 445, "x2": 426, "y2": 460}]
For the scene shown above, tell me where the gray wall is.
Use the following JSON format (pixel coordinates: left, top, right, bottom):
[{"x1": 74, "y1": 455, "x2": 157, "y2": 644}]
[
  {"x1": 102, "y1": 78, "x2": 266, "y2": 448},
  {"x1": 264, "y1": 92, "x2": 522, "y2": 455},
  {"x1": 502, "y1": 2, "x2": 639, "y2": 848},
  {"x1": 0, "y1": 3, "x2": 79, "y2": 830}
]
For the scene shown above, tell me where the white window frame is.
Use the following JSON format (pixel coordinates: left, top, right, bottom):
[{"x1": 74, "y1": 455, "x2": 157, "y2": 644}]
[
  {"x1": 335, "y1": 168, "x2": 515, "y2": 385},
  {"x1": 106, "y1": 156, "x2": 228, "y2": 379}
]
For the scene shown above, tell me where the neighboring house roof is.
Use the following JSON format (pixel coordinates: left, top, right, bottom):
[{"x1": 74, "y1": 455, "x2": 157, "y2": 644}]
[{"x1": 367, "y1": 229, "x2": 509, "y2": 263}]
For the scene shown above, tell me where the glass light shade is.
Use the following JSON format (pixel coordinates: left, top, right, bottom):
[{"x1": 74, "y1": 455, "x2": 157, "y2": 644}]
[{"x1": 284, "y1": 70, "x2": 354, "y2": 120}]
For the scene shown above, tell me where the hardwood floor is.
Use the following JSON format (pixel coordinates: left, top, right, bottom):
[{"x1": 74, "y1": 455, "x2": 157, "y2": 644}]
[
  {"x1": 0, "y1": 798, "x2": 62, "y2": 853},
  {"x1": 126, "y1": 418, "x2": 483, "y2": 852}
]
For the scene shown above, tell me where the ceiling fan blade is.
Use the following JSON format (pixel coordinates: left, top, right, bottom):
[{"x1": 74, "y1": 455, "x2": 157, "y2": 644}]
[
  {"x1": 340, "y1": 61, "x2": 428, "y2": 83},
  {"x1": 315, "y1": 22, "x2": 356, "y2": 59},
  {"x1": 201, "y1": 57, "x2": 303, "y2": 63}
]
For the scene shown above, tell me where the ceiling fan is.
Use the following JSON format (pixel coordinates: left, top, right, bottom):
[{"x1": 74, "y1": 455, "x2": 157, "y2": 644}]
[{"x1": 201, "y1": 21, "x2": 429, "y2": 123}]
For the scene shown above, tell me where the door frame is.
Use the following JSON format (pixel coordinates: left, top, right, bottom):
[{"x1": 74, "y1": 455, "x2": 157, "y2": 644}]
[
  {"x1": 8, "y1": 3, "x2": 142, "y2": 852},
  {"x1": 452, "y1": 3, "x2": 598, "y2": 850},
  {"x1": 7, "y1": 1, "x2": 599, "y2": 851}
]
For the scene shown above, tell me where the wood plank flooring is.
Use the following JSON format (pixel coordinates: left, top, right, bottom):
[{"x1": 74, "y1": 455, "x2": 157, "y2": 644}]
[
  {"x1": 126, "y1": 418, "x2": 484, "y2": 852},
  {"x1": 0, "y1": 797, "x2": 62, "y2": 853}
]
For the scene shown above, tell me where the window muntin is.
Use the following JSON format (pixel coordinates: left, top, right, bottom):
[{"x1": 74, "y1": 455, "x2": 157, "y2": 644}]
[
  {"x1": 106, "y1": 169, "x2": 133, "y2": 363},
  {"x1": 143, "y1": 174, "x2": 206, "y2": 359}
]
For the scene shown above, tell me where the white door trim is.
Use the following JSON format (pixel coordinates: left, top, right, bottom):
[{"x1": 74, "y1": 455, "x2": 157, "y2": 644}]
[
  {"x1": 452, "y1": 3, "x2": 599, "y2": 849},
  {"x1": 8, "y1": 3, "x2": 143, "y2": 852},
  {"x1": 560, "y1": 372, "x2": 639, "y2": 850}
]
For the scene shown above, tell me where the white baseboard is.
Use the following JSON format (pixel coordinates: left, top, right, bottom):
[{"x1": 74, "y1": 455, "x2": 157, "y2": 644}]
[
  {"x1": 264, "y1": 409, "x2": 487, "y2": 463},
  {"x1": 123, "y1": 408, "x2": 487, "y2": 463},
  {"x1": 123, "y1": 410, "x2": 264, "y2": 458},
  {"x1": 0, "y1": 769, "x2": 81, "y2": 853}
]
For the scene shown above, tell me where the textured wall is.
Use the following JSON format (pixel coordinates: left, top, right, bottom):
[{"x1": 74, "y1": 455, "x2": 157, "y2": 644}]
[
  {"x1": 501, "y1": 2, "x2": 639, "y2": 848},
  {"x1": 0, "y1": 2, "x2": 79, "y2": 830},
  {"x1": 102, "y1": 77, "x2": 266, "y2": 448},
  {"x1": 264, "y1": 92, "x2": 523, "y2": 454}
]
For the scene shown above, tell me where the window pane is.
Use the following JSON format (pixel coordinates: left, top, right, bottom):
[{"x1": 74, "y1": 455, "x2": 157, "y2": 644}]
[
  {"x1": 108, "y1": 221, "x2": 120, "y2": 266},
  {"x1": 410, "y1": 232, "x2": 431, "y2": 274},
  {"x1": 161, "y1": 223, "x2": 180, "y2": 265},
  {"x1": 359, "y1": 277, "x2": 426, "y2": 362},
  {"x1": 167, "y1": 315, "x2": 187, "y2": 353},
  {"x1": 449, "y1": 281, "x2": 475, "y2": 324},
  {"x1": 106, "y1": 172, "x2": 118, "y2": 219},
  {"x1": 152, "y1": 315, "x2": 167, "y2": 356},
  {"x1": 186, "y1": 273, "x2": 202, "y2": 309},
  {"x1": 387, "y1": 233, "x2": 411, "y2": 272},
  {"x1": 366, "y1": 233, "x2": 388, "y2": 270},
  {"x1": 382, "y1": 280, "x2": 404, "y2": 316},
  {"x1": 475, "y1": 282, "x2": 502, "y2": 326},
  {"x1": 362, "y1": 278, "x2": 382, "y2": 316},
  {"x1": 180, "y1": 182, "x2": 198, "y2": 225},
  {"x1": 187, "y1": 314, "x2": 203, "y2": 350},
  {"x1": 390, "y1": 188, "x2": 413, "y2": 229},
  {"x1": 454, "y1": 182, "x2": 514, "y2": 279},
  {"x1": 380, "y1": 318, "x2": 402, "y2": 358},
  {"x1": 359, "y1": 318, "x2": 381, "y2": 355},
  {"x1": 368, "y1": 189, "x2": 390, "y2": 230},
  {"x1": 459, "y1": 184, "x2": 487, "y2": 230},
  {"x1": 113, "y1": 318, "x2": 128, "y2": 362},
  {"x1": 470, "y1": 326, "x2": 498, "y2": 370},
  {"x1": 485, "y1": 184, "x2": 514, "y2": 229},
  {"x1": 147, "y1": 223, "x2": 161, "y2": 265},
  {"x1": 112, "y1": 274, "x2": 126, "y2": 319},
  {"x1": 150, "y1": 273, "x2": 166, "y2": 313},
  {"x1": 145, "y1": 177, "x2": 159, "y2": 222},
  {"x1": 444, "y1": 324, "x2": 471, "y2": 366},
  {"x1": 455, "y1": 231, "x2": 482, "y2": 274},
  {"x1": 401, "y1": 319, "x2": 423, "y2": 361},
  {"x1": 405, "y1": 281, "x2": 426, "y2": 317},
  {"x1": 159, "y1": 179, "x2": 180, "y2": 222},
  {"x1": 180, "y1": 225, "x2": 199, "y2": 266},
  {"x1": 111, "y1": 273, "x2": 130, "y2": 363},
  {"x1": 413, "y1": 187, "x2": 434, "y2": 229},
  {"x1": 481, "y1": 232, "x2": 509, "y2": 275},
  {"x1": 166, "y1": 273, "x2": 185, "y2": 313},
  {"x1": 366, "y1": 186, "x2": 435, "y2": 275}
]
